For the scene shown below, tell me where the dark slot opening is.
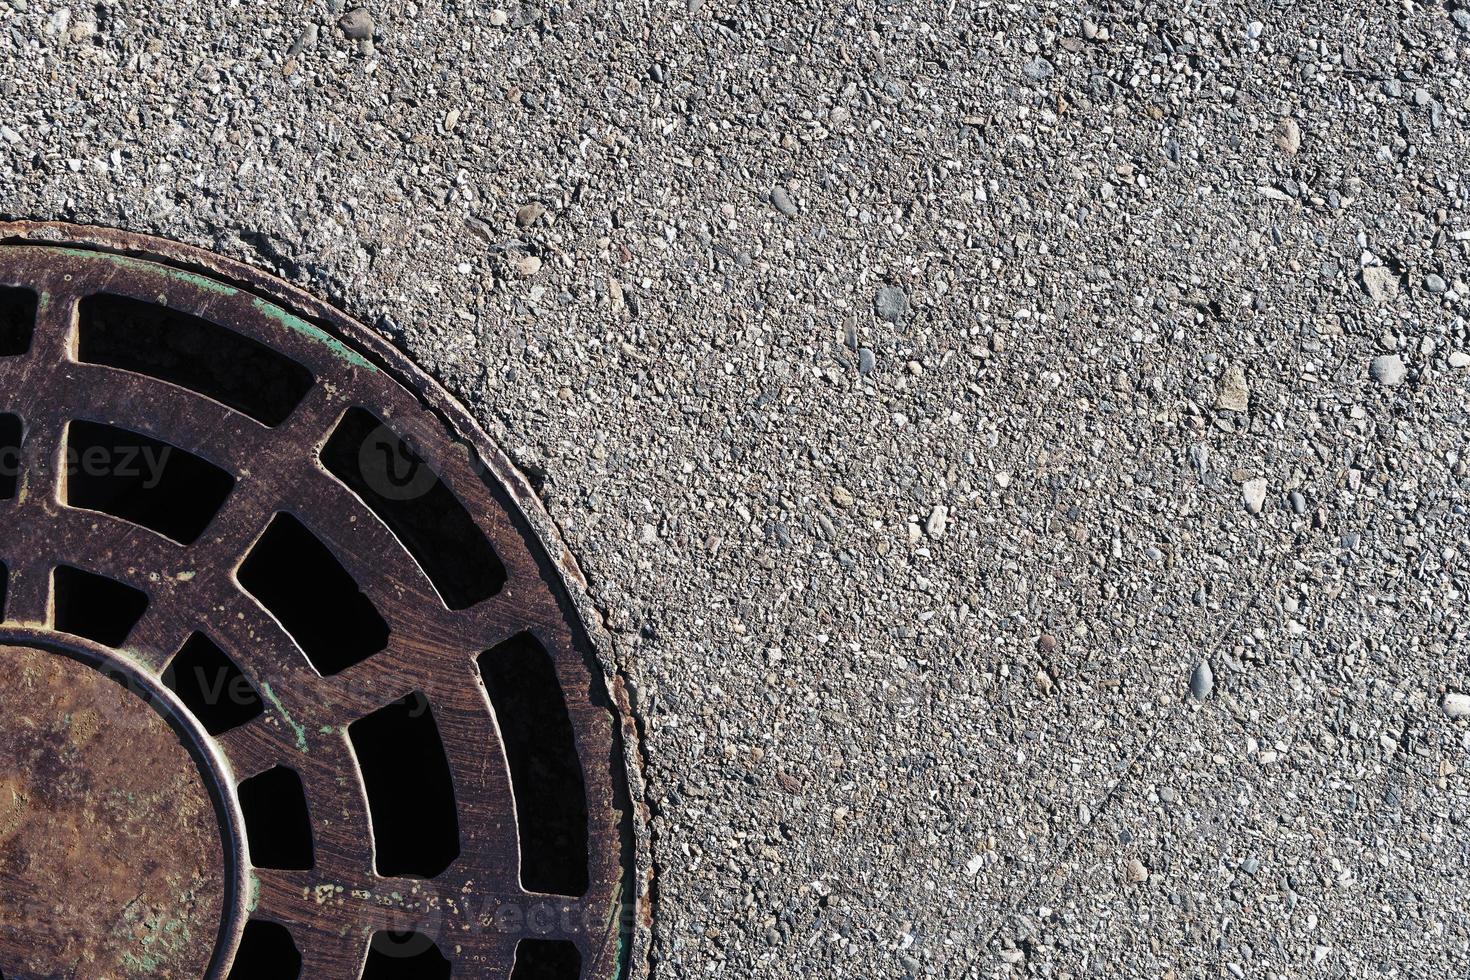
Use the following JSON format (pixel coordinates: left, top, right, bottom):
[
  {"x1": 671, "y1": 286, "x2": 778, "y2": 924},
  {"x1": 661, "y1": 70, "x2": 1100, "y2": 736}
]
[
  {"x1": 237, "y1": 513, "x2": 389, "y2": 676},
  {"x1": 238, "y1": 766, "x2": 314, "y2": 870},
  {"x1": 320, "y1": 407, "x2": 506, "y2": 610},
  {"x1": 0, "y1": 286, "x2": 37, "y2": 356},
  {"x1": 478, "y1": 633, "x2": 589, "y2": 896},
  {"x1": 0, "y1": 413, "x2": 21, "y2": 500},
  {"x1": 511, "y1": 939, "x2": 583, "y2": 980},
  {"x1": 162, "y1": 632, "x2": 264, "y2": 735},
  {"x1": 0, "y1": 561, "x2": 7, "y2": 621},
  {"x1": 227, "y1": 920, "x2": 302, "y2": 980},
  {"x1": 361, "y1": 932, "x2": 452, "y2": 980},
  {"x1": 52, "y1": 566, "x2": 148, "y2": 647},
  {"x1": 65, "y1": 420, "x2": 235, "y2": 545},
  {"x1": 77, "y1": 293, "x2": 314, "y2": 426},
  {"x1": 348, "y1": 693, "x2": 460, "y2": 878}
]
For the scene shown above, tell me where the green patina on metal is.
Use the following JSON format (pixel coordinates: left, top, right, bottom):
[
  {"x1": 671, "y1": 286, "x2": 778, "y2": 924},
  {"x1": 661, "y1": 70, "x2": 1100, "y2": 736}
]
[
  {"x1": 246, "y1": 873, "x2": 261, "y2": 914},
  {"x1": 121, "y1": 950, "x2": 163, "y2": 974},
  {"x1": 42, "y1": 246, "x2": 375, "y2": 372},
  {"x1": 251, "y1": 297, "x2": 378, "y2": 372},
  {"x1": 608, "y1": 881, "x2": 630, "y2": 980},
  {"x1": 121, "y1": 910, "x2": 194, "y2": 976},
  {"x1": 51, "y1": 247, "x2": 238, "y2": 297},
  {"x1": 260, "y1": 682, "x2": 309, "y2": 753}
]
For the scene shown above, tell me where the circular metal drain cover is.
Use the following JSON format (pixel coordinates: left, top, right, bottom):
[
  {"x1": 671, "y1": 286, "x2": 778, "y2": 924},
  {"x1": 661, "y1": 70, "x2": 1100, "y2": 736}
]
[{"x1": 0, "y1": 223, "x2": 646, "y2": 980}]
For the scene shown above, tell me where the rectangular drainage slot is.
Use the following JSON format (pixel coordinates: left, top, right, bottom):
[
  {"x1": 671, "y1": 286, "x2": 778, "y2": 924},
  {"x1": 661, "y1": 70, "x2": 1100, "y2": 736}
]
[
  {"x1": 65, "y1": 420, "x2": 235, "y2": 545},
  {"x1": 0, "y1": 413, "x2": 20, "y2": 500},
  {"x1": 511, "y1": 939, "x2": 582, "y2": 980},
  {"x1": 226, "y1": 920, "x2": 301, "y2": 980},
  {"x1": 237, "y1": 766, "x2": 314, "y2": 870},
  {"x1": 319, "y1": 407, "x2": 506, "y2": 610},
  {"x1": 78, "y1": 293, "x2": 314, "y2": 427},
  {"x1": 162, "y1": 632, "x2": 264, "y2": 736},
  {"x1": 52, "y1": 566, "x2": 148, "y2": 647},
  {"x1": 479, "y1": 633, "x2": 589, "y2": 896},
  {"x1": 348, "y1": 693, "x2": 460, "y2": 878},
  {"x1": 237, "y1": 513, "x2": 389, "y2": 676},
  {"x1": 362, "y1": 933, "x2": 451, "y2": 980},
  {"x1": 0, "y1": 286, "x2": 37, "y2": 356}
]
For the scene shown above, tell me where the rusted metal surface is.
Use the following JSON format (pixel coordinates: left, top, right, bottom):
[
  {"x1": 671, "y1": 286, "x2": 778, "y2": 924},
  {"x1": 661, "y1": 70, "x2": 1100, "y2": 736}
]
[
  {"x1": 0, "y1": 223, "x2": 648, "y2": 979},
  {"x1": 0, "y1": 644, "x2": 226, "y2": 979}
]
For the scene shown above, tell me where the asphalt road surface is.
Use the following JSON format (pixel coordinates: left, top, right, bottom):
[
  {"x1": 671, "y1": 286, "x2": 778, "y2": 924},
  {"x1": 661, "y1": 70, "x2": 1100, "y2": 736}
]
[{"x1": 3, "y1": 1, "x2": 1470, "y2": 976}]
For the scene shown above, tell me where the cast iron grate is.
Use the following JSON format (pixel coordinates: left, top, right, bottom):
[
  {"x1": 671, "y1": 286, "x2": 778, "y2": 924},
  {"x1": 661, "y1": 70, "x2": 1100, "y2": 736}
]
[{"x1": 0, "y1": 224, "x2": 641, "y2": 980}]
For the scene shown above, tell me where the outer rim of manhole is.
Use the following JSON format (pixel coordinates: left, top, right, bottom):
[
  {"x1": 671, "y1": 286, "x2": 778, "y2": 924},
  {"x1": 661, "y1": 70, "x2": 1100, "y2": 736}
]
[{"x1": 0, "y1": 220, "x2": 655, "y2": 980}]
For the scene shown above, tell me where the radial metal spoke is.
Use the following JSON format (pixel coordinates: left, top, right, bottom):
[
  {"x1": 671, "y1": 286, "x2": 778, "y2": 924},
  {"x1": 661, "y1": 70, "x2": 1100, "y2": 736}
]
[
  {"x1": 112, "y1": 605, "x2": 191, "y2": 677},
  {"x1": 3, "y1": 559, "x2": 52, "y2": 628},
  {"x1": 26, "y1": 507, "x2": 198, "y2": 671},
  {"x1": 463, "y1": 585, "x2": 564, "y2": 653},
  {"x1": 5, "y1": 291, "x2": 73, "y2": 531}
]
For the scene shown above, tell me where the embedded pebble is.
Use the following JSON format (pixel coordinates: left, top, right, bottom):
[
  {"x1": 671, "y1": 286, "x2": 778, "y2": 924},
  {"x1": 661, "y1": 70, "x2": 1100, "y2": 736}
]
[
  {"x1": 1361, "y1": 266, "x2": 1400, "y2": 303},
  {"x1": 1242, "y1": 478, "x2": 1268, "y2": 514},
  {"x1": 1369, "y1": 354, "x2": 1407, "y2": 387},
  {"x1": 925, "y1": 505, "x2": 948, "y2": 538},
  {"x1": 338, "y1": 7, "x2": 373, "y2": 39},
  {"x1": 1190, "y1": 661, "x2": 1215, "y2": 701},
  {"x1": 1216, "y1": 364, "x2": 1249, "y2": 412},
  {"x1": 770, "y1": 186, "x2": 798, "y2": 218},
  {"x1": 874, "y1": 286, "x2": 909, "y2": 322},
  {"x1": 516, "y1": 202, "x2": 546, "y2": 227},
  {"x1": 1022, "y1": 57, "x2": 1054, "y2": 83},
  {"x1": 1275, "y1": 117, "x2": 1301, "y2": 155},
  {"x1": 287, "y1": 23, "x2": 318, "y2": 56}
]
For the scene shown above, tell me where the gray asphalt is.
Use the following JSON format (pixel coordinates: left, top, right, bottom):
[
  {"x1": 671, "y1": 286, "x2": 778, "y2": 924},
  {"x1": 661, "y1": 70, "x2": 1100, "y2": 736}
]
[{"x1": 4, "y1": 1, "x2": 1470, "y2": 976}]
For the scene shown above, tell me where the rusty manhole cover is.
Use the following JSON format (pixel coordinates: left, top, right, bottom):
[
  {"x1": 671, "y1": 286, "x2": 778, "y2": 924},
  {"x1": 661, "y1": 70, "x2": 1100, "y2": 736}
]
[{"x1": 0, "y1": 223, "x2": 647, "y2": 980}]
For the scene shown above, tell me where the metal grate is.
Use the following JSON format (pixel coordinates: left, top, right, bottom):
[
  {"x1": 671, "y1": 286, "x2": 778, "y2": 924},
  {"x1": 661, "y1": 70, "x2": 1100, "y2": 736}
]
[{"x1": 0, "y1": 224, "x2": 644, "y2": 980}]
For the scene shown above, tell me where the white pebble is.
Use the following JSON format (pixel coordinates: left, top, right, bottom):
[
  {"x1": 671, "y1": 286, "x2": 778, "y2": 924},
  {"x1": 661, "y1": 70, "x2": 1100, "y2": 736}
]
[{"x1": 1443, "y1": 693, "x2": 1470, "y2": 719}]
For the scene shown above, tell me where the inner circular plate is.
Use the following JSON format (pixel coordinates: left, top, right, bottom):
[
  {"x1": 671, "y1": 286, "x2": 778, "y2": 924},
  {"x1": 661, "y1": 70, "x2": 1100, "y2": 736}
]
[
  {"x1": 0, "y1": 222, "x2": 645, "y2": 980},
  {"x1": 0, "y1": 640, "x2": 229, "y2": 979}
]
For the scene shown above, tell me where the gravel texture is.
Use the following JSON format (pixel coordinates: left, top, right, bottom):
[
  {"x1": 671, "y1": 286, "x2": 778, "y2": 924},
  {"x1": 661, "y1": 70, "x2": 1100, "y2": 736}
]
[{"x1": 4, "y1": 1, "x2": 1470, "y2": 977}]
